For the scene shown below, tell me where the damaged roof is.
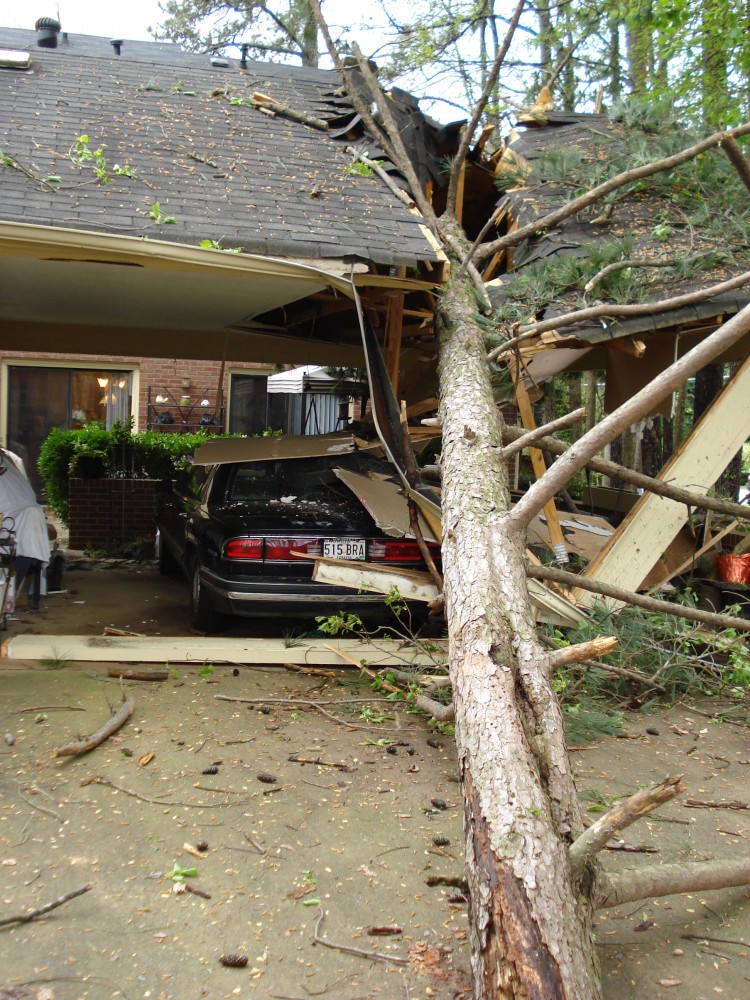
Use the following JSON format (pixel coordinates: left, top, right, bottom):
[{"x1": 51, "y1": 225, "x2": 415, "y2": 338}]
[
  {"x1": 488, "y1": 112, "x2": 750, "y2": 345},
  {"x1": 0, "y1": 27, "x2": 439, "y2": 268}
]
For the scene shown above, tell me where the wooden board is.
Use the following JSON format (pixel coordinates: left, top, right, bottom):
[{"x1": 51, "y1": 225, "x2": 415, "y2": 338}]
[
  {"x1": 0, "y1": 635, "x2": 447, "y2": 667},
  {"x1": 577, "y1": 354, "x2": 750, "y2": 608},
  {"x1": 311, "y1": 557, "x2": 439, "y2": 603}
]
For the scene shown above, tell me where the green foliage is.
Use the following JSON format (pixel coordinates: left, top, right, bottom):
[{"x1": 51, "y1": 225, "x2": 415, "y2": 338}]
[
  {"x1": 345, "y1": 159, "x2": 374, "y2": 177},
  {"x1": 149, "y1": 201, "x2": 176, "y2": 225},
  {"x1": 37, "y1": 423, "x2": 215, "y2": 524},
  {"x1": 70, "y1": 135, "x2": 134, "y2": 184},
  {"x1": 547, "y1": 595, "x2": 750, "y2": 704}
]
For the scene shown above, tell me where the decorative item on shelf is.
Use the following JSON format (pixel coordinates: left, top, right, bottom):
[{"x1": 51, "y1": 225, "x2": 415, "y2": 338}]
[
  {"x1": 200, "y1": 398, "x2": 210, "y2": 406},
  {"x1": 155, "y1": 394, "x2": 168, "y2": 404},
  {"x1": 180, "y1": 395, "x2": 190, "y2": 407}
]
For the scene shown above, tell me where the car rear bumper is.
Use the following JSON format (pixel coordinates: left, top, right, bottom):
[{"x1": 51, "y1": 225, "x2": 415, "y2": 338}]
[{"x1": 200, "y1": 566, "x2": 396, "y2": 618}]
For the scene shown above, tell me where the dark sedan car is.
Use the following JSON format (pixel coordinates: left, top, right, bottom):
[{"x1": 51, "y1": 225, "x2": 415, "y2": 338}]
[{"x1": 156, "y1": 434, "x2": 441, "y2": 632}]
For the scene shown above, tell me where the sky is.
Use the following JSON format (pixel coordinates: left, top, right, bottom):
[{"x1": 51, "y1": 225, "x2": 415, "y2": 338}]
[{"x1": 1, "y1": 0, "x2": 167, "y2": 39}]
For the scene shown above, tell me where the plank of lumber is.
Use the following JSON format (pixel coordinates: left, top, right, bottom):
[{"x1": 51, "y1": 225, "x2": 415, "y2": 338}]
[
  {"x1": 578, "y1": 353, "x2": 750, "y2": 608},
  {"x1": 310, "y1": 557, "x2": 439, "y2": 603},
  {"x1": 0, "y1": 635, "x2": 448, "y2": 667},
  {"x1": 512, "y1": 364, "x2": 568, "y2": 561}
]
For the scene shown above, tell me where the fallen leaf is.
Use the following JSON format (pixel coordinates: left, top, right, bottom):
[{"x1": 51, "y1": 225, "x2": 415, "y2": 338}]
[
  {"x1": 656, "y1": 980, "x2": 682, "y2": 988},
  {"x1": 139, "y1": 752, "x2": 155, "y2": 767}
]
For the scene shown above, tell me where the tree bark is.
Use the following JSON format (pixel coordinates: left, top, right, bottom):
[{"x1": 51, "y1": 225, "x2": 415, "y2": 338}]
[{"x1": 437, "y1": 240, "x2": 601, "y2": 999}]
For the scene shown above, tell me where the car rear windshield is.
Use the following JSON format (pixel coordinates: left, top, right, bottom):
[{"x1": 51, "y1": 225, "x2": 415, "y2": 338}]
[{"x1": 219, "y1": 451, "x2": 394, "y2": 504}]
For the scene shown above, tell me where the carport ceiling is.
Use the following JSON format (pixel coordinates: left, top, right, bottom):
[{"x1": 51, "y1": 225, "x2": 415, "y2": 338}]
[{"x1": 0, "y1": 223, "x2": 367, "y2": 365}]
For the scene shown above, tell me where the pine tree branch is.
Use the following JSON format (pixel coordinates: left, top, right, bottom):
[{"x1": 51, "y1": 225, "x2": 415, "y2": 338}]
[
  {"x1": 569, "y1": 776, "x2": 684, "y2": 882},
  {"x1": 500, "y1": 422, "x2": 750, "y2": 523},
  {"x1": 596, "y1": 857, "x2": 750, "y2": 909},
  {"x1": 476, "y1": 121, "x2": 750, "y2": 264},
  {"x1": 525, "y1": 562, "x2": 750, "y2": 633},
  {"x1": 490, "y1": 268, "x2": 750, "y2": 346},
  {"x1": 509, "y1": 301, "x2": 750, "y2": 527},
  {"x1": 500, "y1": 408, "x2": 584, "y2": 458}
]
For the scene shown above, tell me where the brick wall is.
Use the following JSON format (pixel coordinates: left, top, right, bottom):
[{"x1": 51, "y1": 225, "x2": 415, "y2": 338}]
[{"x1": 68, "y1": 478, "x2": 158, "y2": 551}]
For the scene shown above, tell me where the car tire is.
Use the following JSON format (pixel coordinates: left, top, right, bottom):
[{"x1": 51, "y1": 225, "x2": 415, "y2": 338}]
[
  {"x1": 156, "y1": 528, "x2": 180, "y2": 576},
  {"x1": 190, "y1": 561, "x2": 224, "y2": 633}
]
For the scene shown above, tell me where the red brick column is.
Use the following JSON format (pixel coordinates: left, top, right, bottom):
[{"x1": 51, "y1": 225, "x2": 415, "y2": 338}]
[{"x1": 68, "y1": 479, "x2": 158, "y2": 551}]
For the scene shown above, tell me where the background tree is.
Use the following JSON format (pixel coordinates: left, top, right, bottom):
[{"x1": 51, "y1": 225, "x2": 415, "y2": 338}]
[{"x1": 157, "y1": 0, "x2": 321, "y2": 64}]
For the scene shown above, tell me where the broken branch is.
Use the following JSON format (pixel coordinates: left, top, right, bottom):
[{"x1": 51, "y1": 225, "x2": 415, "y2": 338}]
[
  {"x1": 569, "y1": 776, "x2": 684, "y2": 881},
  {"x1": 52, "y1": 698, "x2": 133, "y2": 758},
  {"x1": 345, "y1": 146, "x2": 415, "y2": 208},
  {"x1": 415, "y1": 694, "x2": 455, "y2": 722},
  {"x1": 0, "y1": 883, "x2": 92, "y2": 928},
  {"x1": 526, "y1": 562, "x2": 750, "y2": 633},
  {"x1": 596, "y1": 856, "x2": 750, "y2": 908},
  {"x1": 501, "y1": 408, "x2": 585, "y2": 458},
  {"x1": 721, "y1": 135, "x2": 750, "y2": 194},
  {"x1": 252, "y1": 91, "x2": 328, "y2": 130},
  {"x1": 546, "y1": 636, "x2": 618, "y2": 669}
]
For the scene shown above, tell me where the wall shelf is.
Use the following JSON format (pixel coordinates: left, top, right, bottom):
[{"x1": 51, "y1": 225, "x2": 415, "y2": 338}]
[{"x1": 147, "y1": 387, "x2": 224, "y2": 433}]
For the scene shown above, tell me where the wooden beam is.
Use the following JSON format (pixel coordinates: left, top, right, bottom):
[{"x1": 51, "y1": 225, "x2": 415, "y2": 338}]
[
  {"x1": 577, "y1": 353, "x2": 750, "y2": 607},
  {"x1": 455, "y1": 162, "x2": 466, "y2": 224},
  {"x1": 384, "y1": 275, "x2": 406, "y2": 391},
  {"x1": 511, "y1": 362, "x2": 569, "y2": 562},
  {"x1": 311, "y1": 557, "x2": 439, "y2": 602},
  {"x1": 0, "y1": 635, "x2": 448, "y2": 667}
]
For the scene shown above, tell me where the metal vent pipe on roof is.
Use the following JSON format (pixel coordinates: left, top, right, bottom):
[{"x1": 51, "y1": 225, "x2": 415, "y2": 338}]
[
  {"x1": 35, "y1": 16, "x2": 61, "y2": 48},
  {"x1": 110, "y1": 39, "x2": 124, "y2": 56}
]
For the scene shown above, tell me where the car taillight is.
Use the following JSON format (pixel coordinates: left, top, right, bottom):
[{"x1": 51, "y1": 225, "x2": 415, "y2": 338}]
[
  {"x1": 368, "y1": 540, "x2": 441, "y2": 562},
  {"x1": 265, "y1": 538, "x2": 322, "y2": 560},
  {"x1": 224, "y1": 538, "x2": 263, "y2": 560}
]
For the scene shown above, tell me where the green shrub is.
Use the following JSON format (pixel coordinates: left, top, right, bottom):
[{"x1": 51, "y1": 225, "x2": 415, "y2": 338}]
[{"x1": 37, "y1": 422, "x2": 219, "y2": 525}]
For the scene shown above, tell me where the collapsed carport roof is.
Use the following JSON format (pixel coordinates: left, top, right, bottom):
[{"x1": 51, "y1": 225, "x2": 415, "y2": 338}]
[{"x1": 0, "y1": 221, "x2": 372, "y2": 365}]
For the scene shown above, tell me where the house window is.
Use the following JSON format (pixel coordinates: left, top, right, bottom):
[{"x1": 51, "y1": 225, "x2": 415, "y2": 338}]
[
  {"x1": 6, "y1": 365, "x2": 132, "y2": 496},
  {"x1": 228, "y1": 374, "x2": 269, "y2": 436}
]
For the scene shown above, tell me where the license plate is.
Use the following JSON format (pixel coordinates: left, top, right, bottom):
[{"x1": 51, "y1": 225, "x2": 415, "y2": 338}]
[{"x1": 323, "y1": 539, "x2": 366, "y2": 561}]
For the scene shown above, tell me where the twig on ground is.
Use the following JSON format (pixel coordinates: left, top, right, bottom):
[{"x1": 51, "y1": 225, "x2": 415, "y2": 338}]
[
  {"x1": 682, "y1": 933, "x2": 749, "y2": 947},
  {"x1": 244, "y1": 832, "x2": 266, "y2": 854},
  {"x1": 312, "y1": 907, "x2": 408, "y2": 965},
  {"x1": 53, "y1": 698, "x2": 133, "y2": 757},
  {"x1": 10, "y1": 705, "x2": 85, "y2": 714},
  {"x1": 215, "y1": 694, "x2": 406, "y2": 732},
  {"x1": 0, "y1": 883, "x2": 92, "y2": 928},
  {"x1": 81, "y1": 776, "x2": 248, "y2": 808},
  {"x1": 684, "y1": 799, "x2": 749, "y2": 810},
  {"x1": 184, "y1": 883, "x2": 211, "y2": 899},
  {"x1": 15, "y1": 783, "x2": 63, "y2": 823},
  {"x1": 288, "y1": 754, "x2": 355, "y2": 771}
]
